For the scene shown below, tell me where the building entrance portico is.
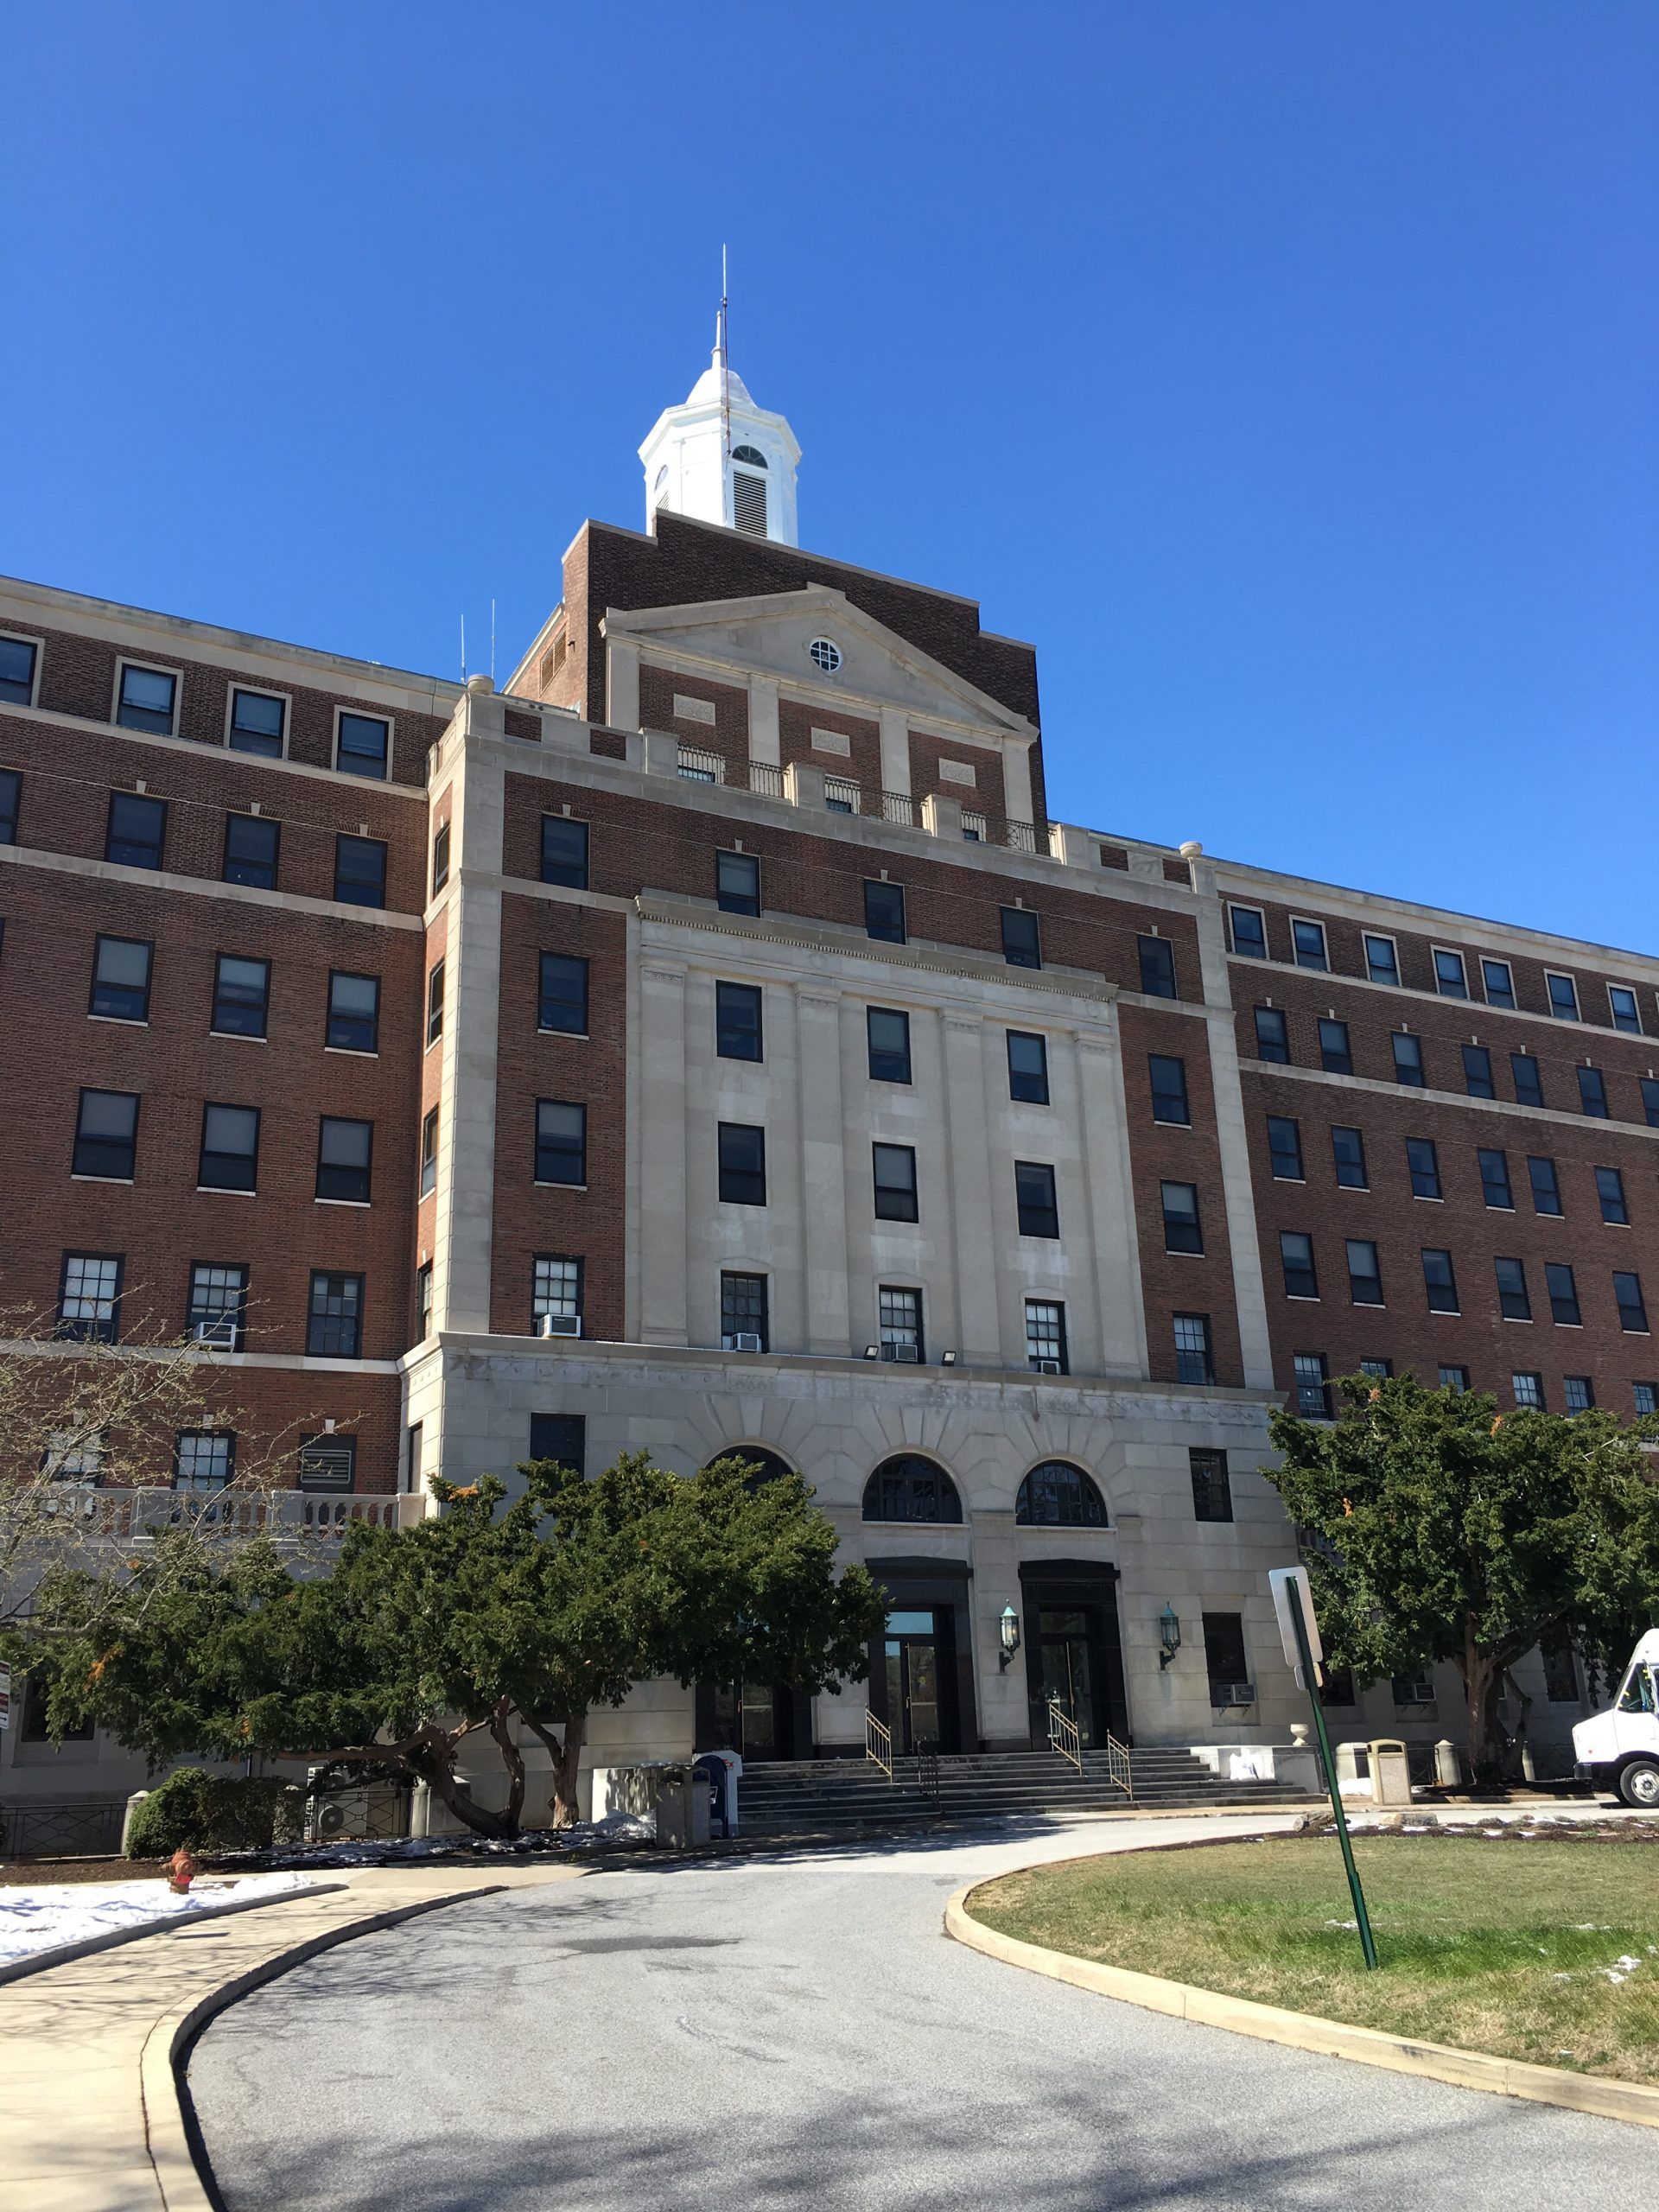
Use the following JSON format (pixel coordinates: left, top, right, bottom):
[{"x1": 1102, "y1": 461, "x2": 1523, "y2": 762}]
[{"x1": 1020, "y1": 1563, "x2": 1128, "y2": 1747}]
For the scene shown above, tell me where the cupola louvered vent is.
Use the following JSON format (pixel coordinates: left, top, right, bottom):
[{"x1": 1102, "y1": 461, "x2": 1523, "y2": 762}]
[{"x1": 732, "y1": 469, "x2": 768, "y2": 537}]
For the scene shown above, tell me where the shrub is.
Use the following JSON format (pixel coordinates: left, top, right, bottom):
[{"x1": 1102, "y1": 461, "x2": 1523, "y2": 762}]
[{"x1": 124, "y1": 1768, "x2": 292, "y2": 1858}]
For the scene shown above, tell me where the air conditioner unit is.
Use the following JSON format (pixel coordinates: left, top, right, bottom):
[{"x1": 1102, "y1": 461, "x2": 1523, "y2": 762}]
[
  {"x1": 1035, "y1": 1359, "x2": 1062, "y2": 1376},
  {"x1": 1211, "y1": 1681, "x2": 1257, "y2": 1709},
  {"x1": 538, "y1": 1313, "x2": 582, "y2": 1338},
  {"x1": 193, "y1": 1318, "x2": 238, "y2": 1348},
  {"x1": 881, "y1": 1343, "x2": 922, "y2": 1363},
  {"x1": 727, "y1": 1332, "x2": 763, "y2": 1354}
]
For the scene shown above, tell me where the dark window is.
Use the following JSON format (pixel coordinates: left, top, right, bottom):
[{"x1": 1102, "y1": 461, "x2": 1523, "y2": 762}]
[
  {"x1": 1291, "y1": 918, "x2": 1327, "y2": 971},
  {"x1": 1609, "y1": 985, "x2": 1643, "y2": 1035},
  {"x1": 1320, "y1": 1668, "x2": 1357, "y2": 1707},
  {"x1": 715, "y1": 981, "x2": 763, "y2": 1061},
  {"x1": 307, "y1": 1272, "x2": 363, "y2": 1358},
  {"x1": 0, "y1": 636, "x2": 38, "y2": 706},
  {"x1": 1161, "y1": 1180, "x2": 1202, "y2": 1254},
  {"x1": 528, "y1": 1413, "x2": 586, "y2": 1477},
  {"x1": 1578, "y1": 1066, "x2": 1608, "y2": 1118},
  {"x1": 175, "y1": 1431, "x2": 235, "y2": 1491},
  {"x1": 317, "y1": 1116, "x2": 372, "y2": 1204},
  {"x1": 867, "y1": 1007, "x2": 911, "y2": 1084},
  {"x1": 212, "y1": 955, "x2": 270, "y2": 1039},
  {"x1": 188, "y1": 1263, "x2": 247, "y2": 1348},
  {"x1": 716, "y1": 850, "x2": 760, "y2": 917},
  {"x1": 420, "y1": 1106, "x2": 438, "y2": 1196},
  {"x1": 116, "y1": 664, "x2": 176, "y2": 734},
  {"x1": 1482, "y1": 959, "x2": 1516, "y2": 1009},
  {"x1": 1190, "y1": 1448, "x2": 1233, "y2": 1522},
  {"x1": 1268, "y1": 1116, "x2": 1304, "y2": 1181},
  {"x1": 1364, "y1": 934, "x2": 1401, "y2": 986},
  {"x1": 1173, "y1": 1313, "x2": 1214, "y2": 1384},
  {"x1": 1634, "y1": 1382, "x2": 1658, "y2": 1417},
  {"x1": 1511, "y1": 1052, "x2": 1544, "y2": 1109},
  {"x1": 1015, "y1": 1160, "x2": 1059, "y2": 1239},
  {"x1": 1025, "y1": 1300, "x2": 1067, "y2": 1372},
  {"x1": 0, "y1": 767, "x2": 17, "y2": 843},
  {"x1": 1478, "y1": 1148, "x2": 1514, "y2": 1208},
  {"x1": 336, "y1": 710, "x2": 390, "y2": 779},
  {"x1": 1439, "y1": 1365, "x2": 1470, "y2": 1393},
  {"x1": 863, "y1": 879, "x2": 907, "y2": 943},
  {"x1": 531, "y1": 1255, "x2": 579, "y2": 1330},
  {"x1": 1528, "y1": 1156, "x2": 1562, "y2": 1217},
  {"x1": 541, "y1": 815, "x2": 589, "y2": 889},
  {"x1": 1406, "y1": 1137, "x2": 1441, "y2": 1200},
  {"x1": 1347, "y1": 1239, "x2": 1383, "y2": 1306},
  {"x1": 90, "y1": 936, "x2": 151, "y2": 1022},
  {"x1": 227, "y1": 687, "x2": 284, "y2": 756},
  {"x1": 1392, "y1": 1033, "x2": 1425, "y2": 1086},
  {"x1": 1433, "y1": 948, "x2": 1468, "y2": 999},
  {"x1": 1495, "y1": 1256, "x2": 1531, "y2": 1322},
  {"x1": 334, "y1": 834, "x2": 387, "y2": 908},
  {"x1": 1358, "y1": 1359, "x2": 1393, "y2": 1381},
  {"x1": 535, "y1": 1100, "x2": 587, "y2": 1185},
  {"x1": 1546, "y1": 1262, "x2": 1581, "y2": 1327},
  {"x1": 1138, "y1": 935, "x2": 1177, "y2": 998},
  {"x1": 1148, "y1": 1054, "x2": 1190, "y2": 1125},
  {"x1": 1330, "y1": 1125, "x2": 1366, "y2": 1189},
  {"x1": 222, "y1": 812, "x2": 280, "y2": 890},
  {"x1": 879, "y1": 1285, "x2": 923, "y2": 1363},
  {"x1": 73, "y1": 1089, "x2": 138, "y2": 1179},
  {"x1": 861, "y1": 1455, "x2": 962, "y2": 1523},
  {"x1": 1546, "y1": 971, "x2": 1580, "y2": 1021},
  {"x1": 538, "y1": 952, "x2": 588, "y2": 1035},
  {"x1": 1293, "y1": 1353, "x2": 1331, "y2": 1419},
  {"x1": 1281, "y1": 1231, "x2": 1319, "y2": 1300},
  {"x1": 1644, "y1": 1078, "x2": 1659, "y2": 1129},
  {"x1": 430, "y1": 822, "x2": 450, "y2": 895},
  {"x1": 718, "y1": 1122, "x2": 767, "y2": 1207},
  {"x1": 1463, "y1": 1045, "x2": 1495, "y2": 1098},
  {"x1": 1422, "y1": 1249, "x2": 1459, "y2": 1313},
  {"x1": 105, "y1": 791, "x2": 166, "y2": 869},
  {"x1": 721, "y1": 1272, "x2": 769, "y2": 1351},
  {"x1": 1001, "y1": 906, "x2": 1041, "y2": 969},
  {"x1": 1230, "y1": 907, "x2": 1266, "y2": 958},
  {"x1": 1203, "y1": 1612, "x2": 1251, "y2": 1699},
  {"x1": 327, "y1": 971, "x2": 379, "y2": 1052},
  {"x1": 1541, "y1": 1636, "x2": 1580, "y2": 1700},
  {"x1": 1254, "y1": 1007, "x2": 1290, "y2": 1063},
  {"x1": 298, "y1": 1434, "x2": 356, "y2": 1493},
  {"x1": 1512, "y1": 1371, "x2": 1545, "y2": 1411},
  {"x1": 1615, "y1": 1271, "x2": 1650, "y2": 1334},
  {"x1": 58, "y1": 1252, "x2": 124, "y2": 1342},
  {"x1": 1596, "y1": 1166, "x2": 1629, "y2": 1225},
  {"x1": 198, "y1": 1103, "x2": 259, "y2": 1192},
  {"x1": 1016, "y1": 1461, "x2": 1106, "y2": 1528},
  {"x1": 873, "y1": 1142, "x2": 918, "y2": 1223},
  {"x1": 1319, "y1": 1019, "x2": 1351, "y2": 1075},
  {"x1": 1007, "y1": 1030, "x2": 1049, "y2": 1103},
  {"x1": 426, "y1": 959, "x2": 444, "y2": 1045}
]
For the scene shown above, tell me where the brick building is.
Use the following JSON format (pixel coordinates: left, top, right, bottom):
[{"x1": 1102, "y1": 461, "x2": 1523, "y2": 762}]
[{"x1": 3, "y1": 346, "x2": 1650, "y2": 1816}]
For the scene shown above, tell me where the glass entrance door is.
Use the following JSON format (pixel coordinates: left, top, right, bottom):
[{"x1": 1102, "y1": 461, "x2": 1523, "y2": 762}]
[
  {"x1": 884, "y1": 1609, "x2": 942, "y2": 1752},
  {"x1": 1036, "y1": 1608, "x2": 1097, "y2": 1747},
  {"x1": 710, "y1": 1681, "x2": 791, "y2": 1761}
]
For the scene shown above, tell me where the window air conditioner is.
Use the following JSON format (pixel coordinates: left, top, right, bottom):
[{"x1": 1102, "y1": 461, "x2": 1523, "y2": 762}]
[
  {"x1": 1035, "y1": 1359, "x2": 1062, "y2": 1376},
  {"x1": 538, "y1": 1313, "x2": 582, "y2": 1338},
  {"x1": 193, "y1": 1318, "x2": 238, "y2": 1348},
  {"x1": 728, "y1": 1332, "x2": 763, "y2": 1354},
  {"x1": 1211, "y1": 1681, "x2": 1256, "y2": 1709},
  {"x1": 881, "y1": 1343, "x2": 921, "y2": 1363}
]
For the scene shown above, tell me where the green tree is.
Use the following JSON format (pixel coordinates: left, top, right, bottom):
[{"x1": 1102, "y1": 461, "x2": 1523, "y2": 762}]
[{"x1": 1265, "y1": 1373, "x2": 1659, "y2": 1778}]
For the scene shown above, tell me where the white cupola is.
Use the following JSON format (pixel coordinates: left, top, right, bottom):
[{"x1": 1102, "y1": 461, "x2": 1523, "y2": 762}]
[{"x1": 639, "y1": 329, "x2": 801, "y2": 546}]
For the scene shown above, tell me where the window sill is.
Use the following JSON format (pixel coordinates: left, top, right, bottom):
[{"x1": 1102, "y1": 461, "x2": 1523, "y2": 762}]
[
  {"x1": 538, "y1": 1027, "x2": 591, "y2": 1040},
  {"x1": 1165, "y1": 1248, "x2": 1207, "y2": 1259},
  {"x1": 1427, "y1": 1306, "x2": 1462, "y2": 1317},
  {"x1": 1554, "y1": 1321, "x2": 1584, "y2": 1329},
  {"x1": 87, "y1": 1014, "x2": 148, "y2": 1027},
  {"x1": 1271, "y1": 1173, "x2": 1306, "y2": 1184},
  {"x1": 1501, "y1": 1314, "x2": 1535, "y2": 1324},
  {"x1": 324, "y1": 1046, "x2": 378, "y2": 1058},
  {"x1": 196, "y1": 1185, "x2": 257, "y2": 1197},
  {"x1": 533, "y1": 1180, "x2": 588, "y2": 1192},
  {"x1": 71, "y1": 1173, "x2": 135, "y2": 1185},
  {"x1": 209, "y1": 1031, "x2": 268, "y2": 1043},
  {"x1": 1412, "y1": 1194, "x2": 1444, "y2": 1204},
  {"x1": 1283, "y1": 1294, "x2": 1321, "y2": 1304},
  {"x1": 315, "y1": 1197, "x2": 372, "y2": 1209}
]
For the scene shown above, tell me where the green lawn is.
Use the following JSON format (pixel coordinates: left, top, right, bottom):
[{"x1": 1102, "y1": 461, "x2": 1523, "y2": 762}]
[{"x1": 969, "y1": 1837, "x2": 1659, "y2": 2083}]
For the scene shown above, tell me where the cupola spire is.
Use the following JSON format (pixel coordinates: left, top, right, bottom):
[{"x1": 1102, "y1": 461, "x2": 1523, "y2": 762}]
[{"x1": 639, "y1": 267, "x2": 801, "y2": 544}]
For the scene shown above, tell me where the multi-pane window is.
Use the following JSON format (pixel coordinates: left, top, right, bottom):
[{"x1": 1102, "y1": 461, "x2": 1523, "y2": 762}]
[
  {"x1": 1330, "y1": 1125, "x2": 1366, "y2": 1189},
  {"x1": 0, "y1": 636, "x2": 38, "y2": 706},
  {"x1": 1161, "y1": 1181, "x2": 1202, "y2": 1254},
  {"x1": 533, "y1": 1255, "x2": 582, "y2": 1332},
  {"x1": 1229, "y1": 907, "x2": 1267, "y2": 958},
  {"x1": 174, "y1": 1431, "x2": 234, "y2": 1491},
  {"x1": 1001, "y1": 906, "x2": 1042, "y2": 969},
  {"x1": 1478, "y1": 1148, "x2": 1514, "y2": 1209},
  {"x1": 327, "y1": 972, "x2": 379, "y2": 1052},
  {"x1": 1609, "y1": 984, "x2": 1643, "y2": 1034},
  {"x1": 1495, "y1": 1256, "x2": 1532, "y2": 1321},
  {"x1": 862, "y1": 1454, "x2": 961, "y2": 1524},
  {"x1": 213, "y1": 955, "x2": 270, "y2": 1038},
  {"x1": 541, "y1": 815, "x2": 589, "y2": 888},
  {"x1": 1347, "y1": 1240, "x2": 1383, "y2": 1306},
  {"x1": 227, "y1": 688, "x2": 285, "y2": 756},
  {"x1": 430, "y1": 823, "x2": 449, "y2": 896},
  {"x1": 334, "y1": 834, "x2": 387, "y2": 908},
  {"x1": 420, "y1": 1106, "x2": 438, "y2": 1196},
  {"x1": 416, "y1": 1264, "x2": 433, "y2": 1342},
  {"x1": 1463, "y1": 1045, "x2": 1496, "y2": 1098},
  {"x1": 538, "y1": 952, "x2": 588, "y2": 1035},
  {"x1": 317, "y1": 1116, "x2": 372, "y2": 1204},
  {"x1": 90, "y1": 936, "x2": 152, "y2": 1021},
  {"x1": 1541, "y1": 1635, "x2": 1581, "y2": 1700},
  {"x1": 1578, "y1": 1066, "x2": 1608, "y2": 1119},
  {"x1": 1025, "y1": 1300, "x2": 1067, "y2": 1373},
  {"x1": 1481, "y1": 958, "x2": 1516, "y2": 1009},
  {"x1": 535, "y1": 1100, "x2": 587, "y2": 1185},
  {"x1": 1173, "y1": 1313, "x2": 1214, "y2": 1384},
  {"x1": 1439, "y1": 1365, "x2": 1470, "y2": 1393},
  {"x1": 1363, "y1": 934, "x2": 1401, "y2": 986},
  {"x1": 1254, "y1": 1007, "x2": 1290, "y2": 1063},
  {"x1": 188, "y1": 1263, "x2": 248, "y2": 1347},
  {"x1": 862, "y1": 879, "x2": 906, "y2": 943},
  {"x1": 336, "y1": 710, "x2": 390, "y2": 779},
  {"x1": 1203, "y1": 1613, "x2": 1252, "y2": 1702},
  {"x1": 0, "y1": 767, "x2": 18, "y2": 842},
  {"x1": 58, "y1": 1253, "x2": 123, "y2": 1342},
  {"x1": 106, "y1": 791, "x2": 166, "y2": 869},
  {"x1": 1318, "y1": 1019, "x2": 1351, "y2": 1075},
  {"x1": 199, "y1": 1103, "x2": 259, "y2": 1192},
  {"x1": 73, "y1": 1090, "x2": 138, "y2": 1179},
  {"x1": 1358, "y1": 1358, "x2": 1393, "y2": 1380},
  {"x1": 1148, "y1": 1054, "x2": 1190, "y2": 1125},
  {"x1": 1391, "y1": 1033, "x2": 1424, "y2": 1086},
  {"x1": 717, "y1": 1122, "x2": 767, "y2": 1207},
  {"x1": 116, "y1": 664, "x2": 176, "y2": 734},
  {"x1": 866, "y1": 1007, "x2": 911, "y2": 1084},
  {"x1": 1281, "y1": 1231, "x2": 1319, "y2": 1300},
  {"x1": 223, "y1": 812, "x2": 280, "y2": 890},
  {"x1": 1267, "y1": 1116, "x2": 1304, "y2": 1181},
  {"x1": 1546, "y1": 1262, "x2": 1581, "y2": 1327},
  {"x1": 715, "y1": 981, "x2": 763, "y2": 1061},
  {"x1": 1596, "y1": 1166, "x2": 1629, "y2": 1225},
  {"x1": 1511, "y1": 1052, "x2": 1544, "y2": 1108},
  {"x1": 529, "y1": 1413, "x2": 587, "y2": 1477},
  {"x1": 1644, "y1": 1078, "x2": 1659, "y2": 1129},
  {"x1": 307, "y1": 1272, "x2": 363, "y2": 1358},
  {"x1": 1433, "y1": 948, "x2": 1468, "y2": 998},
  {"x1": 1016, "y1": 1462, "x2": 1107, "y2": 1527},
  {"x1": 1007, "y1": 1030, "x2": 1049, "y2": 1103},
  {"x1": 1138, "y1": 935, "x2": 1177, "y2": 999},
  {"x1": 719, "y1": 1270, "x2": 768, "y2": 1351},
  {"x1": 1190, "y1": 1448, "x2": 1232, "y2": 1522},
  {"x1": 716, "y1": 849, "x2": 761, "y2": 917},
  {"x1": 1015, "y1": 1161, "x2": 1059, "y2": 1239},
  {"x1": 426, "y1": 958, "x2": 445, "y2": 1045},
  {"x1": 879, "y1": 1285, "x2": 923, "y2": 1363},
  {"x1": 1422, "y1": 1249, "x2": 1459, "y2": 1313},
  {"x1": 1291, "y1": 918, "x2": 1327, "y2": 970},
  {"x1": 1294, "y1": 1353, "x2": 1332, "y2": 1418},
  {"x1": 1615, "y1": 1271, "x2": 1650, "y2": 1334},
  {"x1": 1545, "y1": 971, "x2": 1580, "y2": 1021},
  {"x1": 1527, "y1": 1156, "x2": 1562, "y2": 1217},
  {"x1": 1406, "y1": 1137, "x2": 1441, "y2": 1200},
  {"x1": 42, "y1": 1428, "x2": 104, "y2": 1483},
  {"x1": 1634, "y1": 1383, "x2": 1658, "y2": 1418},
  {"x1": 873, "y1": 1142, "x2": 918, "y2": 1223},
  {"x1": 1512, "y1": 1371, "x2": 1545, "y2": 1410}
]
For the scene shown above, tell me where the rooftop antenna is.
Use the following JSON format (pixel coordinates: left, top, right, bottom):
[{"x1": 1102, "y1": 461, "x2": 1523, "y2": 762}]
[
  {"x1": 460, "y1": 613, "x2": 467, "y2": 682},
  {"x1": 490, "y1": 598, "x2": 496, "y2": 684},
  {"x1": 717, "y1": 244, "x2": 731, "y2": 463}
]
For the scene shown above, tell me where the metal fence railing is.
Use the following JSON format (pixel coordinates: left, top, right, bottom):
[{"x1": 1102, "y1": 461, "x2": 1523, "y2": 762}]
[{"x1": 0, "y1": 1798, "x2": 127, "y2": 1859}]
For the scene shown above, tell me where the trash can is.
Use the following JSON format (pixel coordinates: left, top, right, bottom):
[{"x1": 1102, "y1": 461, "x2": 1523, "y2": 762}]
[
  {"x1": 1368, "y1": 1737, "x2": 1413, "y2": 1808},
  {"x1": 694, "y1": 1751, "x2": 741, "y2": 1840}
]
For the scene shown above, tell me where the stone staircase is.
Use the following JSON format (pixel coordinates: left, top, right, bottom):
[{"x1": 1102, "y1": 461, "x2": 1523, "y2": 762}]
[{"x1": 735, "y1": 1745, "x2": 1322, "y2": 1836}]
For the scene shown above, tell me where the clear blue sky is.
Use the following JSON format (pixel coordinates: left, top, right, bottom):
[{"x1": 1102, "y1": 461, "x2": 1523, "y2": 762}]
[{"x1": 4, "y1": 4, "x2": 1654, "y2": 950}]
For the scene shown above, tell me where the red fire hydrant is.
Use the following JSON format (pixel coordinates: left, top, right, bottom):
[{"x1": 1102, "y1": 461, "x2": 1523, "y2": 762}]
[{"x1": 167, "y1": 1847, "x2": 200, "y2": 1895}]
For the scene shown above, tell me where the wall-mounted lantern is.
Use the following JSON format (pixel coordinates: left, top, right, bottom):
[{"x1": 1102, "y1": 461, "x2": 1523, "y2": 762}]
[
  {"x1": 998, "y1": 1605, "x2": 1021, "y2": 1669},
  {"x1": 1159, "y1": 1605, "x2": 1183, "y2": 1670}
]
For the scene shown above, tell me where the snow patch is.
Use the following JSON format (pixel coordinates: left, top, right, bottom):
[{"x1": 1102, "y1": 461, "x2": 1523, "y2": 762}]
[{"x1": 0, "y1": 1872, "x2": 313, "y2": 1968}]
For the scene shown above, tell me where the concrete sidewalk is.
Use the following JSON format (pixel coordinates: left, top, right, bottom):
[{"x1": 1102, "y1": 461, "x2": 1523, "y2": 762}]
[{"x1": 0, "y1": 1863, "x2": 580, "y2": 2212}]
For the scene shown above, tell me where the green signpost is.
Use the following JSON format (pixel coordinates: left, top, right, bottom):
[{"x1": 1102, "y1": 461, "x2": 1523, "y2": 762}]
[{"x1": 1269, "y1": 1565, "x2": 1378, "y2": 1972}]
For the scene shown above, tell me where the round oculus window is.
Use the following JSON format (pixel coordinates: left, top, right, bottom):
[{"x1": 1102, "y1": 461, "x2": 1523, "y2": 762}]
[{"x1": 807, "y1": 638, "x2": 842, "y2": 674}]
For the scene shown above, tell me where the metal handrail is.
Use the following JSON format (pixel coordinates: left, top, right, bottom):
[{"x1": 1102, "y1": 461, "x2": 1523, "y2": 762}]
[
  {"x1": 1100, "y1": 1729, "x2": 1135, "y2": 1802},
  {"x1": 879, "y1": 790, "x2": 918, "y2": 827},
  {"x1": 865, "y1": 1709, "x2": 893, "y2": 1780},
  {"x1": 824, "y1": 774, "x2": 861, "y2": 813},
  {"x1": 747, "y1": 760, "x2": 785, "y2": 798},
  {"x1": 1046, "y1": 1697, "x2": 1083, "y2": 1775}
]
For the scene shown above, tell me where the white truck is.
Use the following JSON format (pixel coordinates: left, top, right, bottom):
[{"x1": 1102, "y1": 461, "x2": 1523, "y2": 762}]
[{"x1": 1573, "y1": 1630, "x2": 1659, "y2": 1807}]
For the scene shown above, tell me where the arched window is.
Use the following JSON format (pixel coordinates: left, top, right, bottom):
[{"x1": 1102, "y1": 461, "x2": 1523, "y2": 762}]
[
  {"x1": 704, "y1": 1446, "x2": 795, "y2": 1491},
  {"x1": 731, "y1": 445, "x2": 768, "y2": 469},
  {"x1": 1016, "y1": 1461, "x2": 1107, "y2": 1528},
  {"x1": 862, "y1": 1455, "x2": 963, "y2": 1524}
]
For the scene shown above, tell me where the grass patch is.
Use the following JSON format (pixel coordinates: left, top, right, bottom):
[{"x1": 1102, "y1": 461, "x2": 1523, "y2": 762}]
[{"x1": 969, "y1": 1837, "x2": 1659, "y2": 2084}]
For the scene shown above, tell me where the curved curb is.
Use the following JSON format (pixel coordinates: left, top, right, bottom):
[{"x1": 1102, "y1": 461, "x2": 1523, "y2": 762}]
[
  {"x1": 944, "y1": 1883, "x2": 1659, "y2": 2133},
  {"x1": 0, "y1": 1877, "x2": 347, "y2": 1989}
]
